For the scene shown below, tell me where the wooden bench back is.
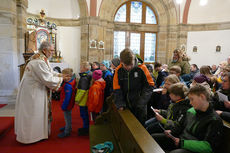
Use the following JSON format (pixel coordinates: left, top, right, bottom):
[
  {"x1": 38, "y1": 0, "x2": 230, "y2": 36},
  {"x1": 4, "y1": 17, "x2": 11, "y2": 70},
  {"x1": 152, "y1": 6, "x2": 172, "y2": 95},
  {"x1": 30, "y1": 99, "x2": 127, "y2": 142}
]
[
  {"x1": 104, "y1": 100, "x2": 164, "y2": 153},
  {"x1": 216, "y1": 121, "x2": 230, "y2": 153}
]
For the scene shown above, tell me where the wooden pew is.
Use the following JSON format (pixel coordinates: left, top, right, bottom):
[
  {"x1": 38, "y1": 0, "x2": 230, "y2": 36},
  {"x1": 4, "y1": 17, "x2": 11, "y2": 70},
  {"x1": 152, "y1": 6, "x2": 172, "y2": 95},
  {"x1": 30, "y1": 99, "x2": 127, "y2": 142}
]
[
  {"x1": 216, "y1": 120, "x2": 230, "y2": 153},
  {"x1": 90, "y1": 96, "x2": 164, "y2": 153}
]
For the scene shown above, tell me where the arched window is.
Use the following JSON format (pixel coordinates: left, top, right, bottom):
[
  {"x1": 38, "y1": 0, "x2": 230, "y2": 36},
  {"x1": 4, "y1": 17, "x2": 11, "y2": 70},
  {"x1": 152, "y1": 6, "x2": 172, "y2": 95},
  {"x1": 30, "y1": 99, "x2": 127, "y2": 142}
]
[{"x1": 113, "y1": 1, "x2": 157, "y2": 62}]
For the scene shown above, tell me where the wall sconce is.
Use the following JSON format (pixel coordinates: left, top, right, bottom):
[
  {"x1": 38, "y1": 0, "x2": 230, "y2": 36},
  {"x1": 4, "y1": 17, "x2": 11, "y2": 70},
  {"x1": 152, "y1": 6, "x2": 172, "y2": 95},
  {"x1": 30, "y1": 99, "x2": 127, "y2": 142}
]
[
  {"x1": 98, "y1": 41, "x2": 105, "y2": 50},
  {"x1": 89, "y1": 39, "x2": 97, "y2": 49}
]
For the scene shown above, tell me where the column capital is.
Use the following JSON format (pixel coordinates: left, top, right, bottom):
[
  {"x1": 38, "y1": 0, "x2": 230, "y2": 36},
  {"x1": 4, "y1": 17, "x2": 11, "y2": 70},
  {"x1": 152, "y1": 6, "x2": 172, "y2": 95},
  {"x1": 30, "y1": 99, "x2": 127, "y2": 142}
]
[{"x1": 16, "y1": 0, "x2": 28, "y2": 9}]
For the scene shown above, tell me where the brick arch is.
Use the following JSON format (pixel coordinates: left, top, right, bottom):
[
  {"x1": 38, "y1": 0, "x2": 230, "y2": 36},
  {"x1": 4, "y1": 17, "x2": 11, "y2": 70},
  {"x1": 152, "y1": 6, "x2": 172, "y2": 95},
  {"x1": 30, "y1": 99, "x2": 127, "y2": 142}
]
[
  {"x1": 78, "y1": 0, "x2": 88, "y2": 17},
  {"x1": 98, "y1": 0, "x2": 178, "y2": 26}
]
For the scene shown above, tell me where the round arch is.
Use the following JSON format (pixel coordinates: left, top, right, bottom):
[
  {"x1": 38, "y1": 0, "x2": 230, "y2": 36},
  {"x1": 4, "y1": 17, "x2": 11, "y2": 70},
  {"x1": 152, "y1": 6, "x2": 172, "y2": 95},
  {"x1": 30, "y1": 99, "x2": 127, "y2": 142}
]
[
  {"x1": 98, "y1": 0, "x2": 179, "y2": 64},
  {"x1": 78, "y1": 0, "x2": 88, "y2": 17},
  {"x1": 98, "y1": 0, "x2": 178, "y2": 26}
]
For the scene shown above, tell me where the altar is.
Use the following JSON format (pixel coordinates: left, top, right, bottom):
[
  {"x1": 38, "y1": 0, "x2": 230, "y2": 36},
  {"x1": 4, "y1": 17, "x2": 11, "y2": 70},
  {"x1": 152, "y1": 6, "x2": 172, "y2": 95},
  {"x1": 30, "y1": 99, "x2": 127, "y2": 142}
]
[{"x1": 19, "y1": 10, "x2": 65, "y2": 80}]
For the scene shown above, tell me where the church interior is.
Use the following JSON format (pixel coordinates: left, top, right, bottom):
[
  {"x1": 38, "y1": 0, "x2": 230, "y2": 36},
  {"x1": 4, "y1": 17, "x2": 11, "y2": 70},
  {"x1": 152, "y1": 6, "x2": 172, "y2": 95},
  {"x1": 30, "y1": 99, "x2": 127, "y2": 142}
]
[
  {"x1": 0, "y1": 0, "x2": 230, "y2": 152},
  {"x1": 0, "y1": 0, "x2": 230, "y2": 104}
]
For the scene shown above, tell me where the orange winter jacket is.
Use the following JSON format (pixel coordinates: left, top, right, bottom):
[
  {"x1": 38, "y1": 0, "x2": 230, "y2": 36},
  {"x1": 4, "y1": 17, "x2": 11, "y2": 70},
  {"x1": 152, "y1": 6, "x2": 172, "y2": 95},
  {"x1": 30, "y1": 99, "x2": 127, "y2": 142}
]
[{"x1": 87, "y1": 80, "x2": 106, "y2": 113}]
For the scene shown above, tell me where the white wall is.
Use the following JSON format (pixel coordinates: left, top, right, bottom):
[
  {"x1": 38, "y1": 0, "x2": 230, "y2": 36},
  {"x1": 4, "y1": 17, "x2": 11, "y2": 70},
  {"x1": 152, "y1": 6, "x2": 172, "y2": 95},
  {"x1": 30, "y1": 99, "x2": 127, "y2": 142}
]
[
  {"x1": 187, "y1": 30, "x2": 230, "y2": 68},
  {"x1": 57, "y1": 27, "x2": 81, "y2": 74},
  {"x1": 188, "y1": 0, "x2": 230, "y2": 24},
  {"x1": 27, "y1": 0, "x2": 80, "y2": 19},
  {"x1": 27, "y1": 0, "x2": 81, "y2": 74}
]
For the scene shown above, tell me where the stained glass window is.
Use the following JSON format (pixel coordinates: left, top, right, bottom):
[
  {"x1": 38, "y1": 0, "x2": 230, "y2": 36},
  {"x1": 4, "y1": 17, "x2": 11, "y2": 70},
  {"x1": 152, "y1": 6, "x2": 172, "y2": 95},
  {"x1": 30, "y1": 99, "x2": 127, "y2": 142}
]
[
  {"x1": 113, "y1": 31, "x2": 126, "y2": 58},
  {"x1": 146, "y1": 6, "x2": 157, "y2": 24},
  {"x1": 130, "y1": 1, "x2": 142, "y2": 23},
  {"x1": 113, "y1": 1, "x2": 158, "y2": 62},
  {"x1": 144, "y1": 33, "x2": 156, "y2": 62},
  {"x1": 130, "y1": 33, "x2": 140, "y2": 55},
  {"x1": 114, "y1": 4, "x2": 126, "y2": 22}
]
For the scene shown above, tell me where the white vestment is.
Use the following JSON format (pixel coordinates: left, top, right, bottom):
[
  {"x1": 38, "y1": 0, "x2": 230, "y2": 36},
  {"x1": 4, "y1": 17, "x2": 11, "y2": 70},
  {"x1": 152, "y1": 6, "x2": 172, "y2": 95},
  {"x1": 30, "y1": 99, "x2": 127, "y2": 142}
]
[{"x1": 15, "y1": 53, "x2": 63, "y2": 144}]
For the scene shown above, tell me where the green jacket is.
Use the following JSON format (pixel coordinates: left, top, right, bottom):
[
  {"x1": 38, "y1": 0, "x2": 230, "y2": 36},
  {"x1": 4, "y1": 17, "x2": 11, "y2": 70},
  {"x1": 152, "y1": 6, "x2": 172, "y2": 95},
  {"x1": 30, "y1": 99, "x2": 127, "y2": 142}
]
[
  {"x1": 160, "y1": 98, "x2": 191, "y2": 130},
  {"x1": 172, "y1": 106, "x2": 223, "y2": 153},
  {"x1": 169, "y1": 60, "x2": 190, "y2": 75},
  {"x1": 75, "y1": 71, "x2": 92, "y2": 106}
]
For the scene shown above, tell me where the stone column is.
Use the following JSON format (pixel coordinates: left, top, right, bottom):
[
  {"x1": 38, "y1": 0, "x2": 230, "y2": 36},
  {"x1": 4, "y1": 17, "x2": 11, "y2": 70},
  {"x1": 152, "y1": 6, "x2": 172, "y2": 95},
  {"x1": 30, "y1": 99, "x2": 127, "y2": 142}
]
[
  {"x1": 0, "y1": 0, "x2": 27, "y2": 103},
  {"x1": 16, "y1": 0, "x2": 28, "y2": 65},
  {"x1": 82, "y1": 17, "x2": 110, "y2": 63}
]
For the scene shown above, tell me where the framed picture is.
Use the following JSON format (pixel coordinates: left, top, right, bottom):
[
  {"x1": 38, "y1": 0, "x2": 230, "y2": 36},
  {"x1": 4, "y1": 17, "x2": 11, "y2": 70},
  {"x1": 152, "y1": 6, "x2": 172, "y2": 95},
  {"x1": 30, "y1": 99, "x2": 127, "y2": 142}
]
[
  {"x1": 216, "y1": 45, "x2": 221, "y2": 52},
  {"x1": 193, "y1": 46, "x2": 197, "y2": 52},
  {"x1": 36, "y1": 29, "x2": 50, "y2": 50},
  {"x1": 98, "y1": 41, "x2": 105, "y2": 50},
  {"x1": 89, "y1": 40, "x2": 97, "y2": 49}
]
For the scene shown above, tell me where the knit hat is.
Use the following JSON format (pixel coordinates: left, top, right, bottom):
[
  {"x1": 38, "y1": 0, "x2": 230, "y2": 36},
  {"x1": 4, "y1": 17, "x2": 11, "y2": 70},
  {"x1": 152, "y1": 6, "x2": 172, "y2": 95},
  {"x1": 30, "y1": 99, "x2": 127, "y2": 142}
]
[
  {"x1": 111, "y1": 58, "x2": 120, "y2": 67},
  {"x1": 92, "y1": 70, "x2": 103, "y2": 80},
  {"x1": 101, "y1": 60, "x2": 110, "y2": 69},
  {"x1": 193, "y1": 74, "x2": 209, "y2": 83}
]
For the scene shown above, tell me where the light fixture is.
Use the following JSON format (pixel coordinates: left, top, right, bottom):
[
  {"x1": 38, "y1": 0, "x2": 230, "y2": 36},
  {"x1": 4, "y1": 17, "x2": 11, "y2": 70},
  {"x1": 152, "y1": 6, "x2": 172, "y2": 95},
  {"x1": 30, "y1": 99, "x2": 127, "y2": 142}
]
[{"x1": 200, "y1": 0, "x2": 208, "y2": 6}]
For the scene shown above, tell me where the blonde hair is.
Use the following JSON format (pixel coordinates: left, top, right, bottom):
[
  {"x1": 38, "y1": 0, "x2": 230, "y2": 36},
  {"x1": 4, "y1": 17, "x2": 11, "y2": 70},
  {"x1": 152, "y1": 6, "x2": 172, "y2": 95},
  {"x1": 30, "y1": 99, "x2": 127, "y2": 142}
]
[
  {"x1": 81, "y1": 61, "x2": 91, "y2": 71},
  {"x1": 62, "y1": 68, "x2": 73, "y2": 76},
  {"x1": 168, "y1": 82, "x2": 188, "y2": 98},
  {"x1": 165, "y1": 74, "x2": 180, "y2": 84}
]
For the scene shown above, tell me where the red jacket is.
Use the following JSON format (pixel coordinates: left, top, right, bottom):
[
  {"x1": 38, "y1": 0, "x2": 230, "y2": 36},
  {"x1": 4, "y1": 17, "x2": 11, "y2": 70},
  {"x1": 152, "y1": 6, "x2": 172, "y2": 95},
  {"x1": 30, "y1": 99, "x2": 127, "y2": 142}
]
[
  {"x1": 59, "y1": 79, "x2": 76, "y2": 111},
  {"x1": 87, "y1": 80, "x2": 106, "y2": 113}
]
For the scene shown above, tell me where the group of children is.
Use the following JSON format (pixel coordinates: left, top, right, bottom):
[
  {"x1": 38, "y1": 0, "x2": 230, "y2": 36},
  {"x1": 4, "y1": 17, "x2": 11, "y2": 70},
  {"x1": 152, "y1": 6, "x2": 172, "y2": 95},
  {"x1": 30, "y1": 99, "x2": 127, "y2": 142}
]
[
  {"x1": 57, "y1": 59, "x2": 120, "y2": 138},
  {"x1": 143, "y1": 54, "x2": 230, "y2": 153},
  {"x1": 55, "y1": 47, "x2": 230, "y2": 153}
]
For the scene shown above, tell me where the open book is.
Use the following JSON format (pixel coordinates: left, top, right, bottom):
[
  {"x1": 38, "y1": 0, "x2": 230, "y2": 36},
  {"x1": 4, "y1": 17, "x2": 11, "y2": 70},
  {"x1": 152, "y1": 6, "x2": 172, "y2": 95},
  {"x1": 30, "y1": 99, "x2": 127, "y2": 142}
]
[{"x1": 153, "y1": 88, "x2": 163, "y2": 92}]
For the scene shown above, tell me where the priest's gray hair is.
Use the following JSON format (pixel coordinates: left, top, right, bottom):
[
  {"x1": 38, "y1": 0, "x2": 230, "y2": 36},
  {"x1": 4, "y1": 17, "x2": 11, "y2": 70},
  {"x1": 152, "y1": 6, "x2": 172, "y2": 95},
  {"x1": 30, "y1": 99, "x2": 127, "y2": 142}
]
[{"x1": 39, "y1": 41, "x2": 51, "y2": 51}]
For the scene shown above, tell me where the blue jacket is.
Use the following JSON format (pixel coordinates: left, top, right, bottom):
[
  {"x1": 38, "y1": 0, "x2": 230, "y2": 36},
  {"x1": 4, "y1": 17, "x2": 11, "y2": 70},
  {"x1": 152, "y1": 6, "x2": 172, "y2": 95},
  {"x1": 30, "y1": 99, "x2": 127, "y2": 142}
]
[{"x1": 60, "y1": 79, "x2": 76, "y2": 111}]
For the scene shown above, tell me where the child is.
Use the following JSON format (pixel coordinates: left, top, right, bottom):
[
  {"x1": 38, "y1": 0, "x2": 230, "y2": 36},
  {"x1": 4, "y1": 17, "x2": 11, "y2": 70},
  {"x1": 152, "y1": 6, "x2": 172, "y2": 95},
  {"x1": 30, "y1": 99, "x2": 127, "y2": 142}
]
[
  {"x1": 145, "y1": 82, "x2": 190, "y2": 135},
  {"x1": 58, "y1": 68, "x2": 76, "y2": 138},
  {"x1": 75, "y1": 61, "x2": 92, "y2": 136},
  {"x1": 154, "y1": 62, "x2": 168, "y2": 88},
  {"x1": 92, "y1": 61, "x2": 100, "y2": 72},
  {"x1": 153, "y1": 84, "x2": 223, "y2": 153},
  {"x1": 87, "y1": 70, "x2": 106, "y2": 121},
  {"x1": 213, "y1": 72, "x2": 230, "y2": 122},
  {"x1": 110, "y1": 58, "x2": 120, "y2": 72},
  {"x1": 100, "y1": 60, "x2": 113, "y2": 112},
  {"x1": 150, "y1": 74, "x2": 180, "y2": 111},
  {"x1": 190, "y1": 73, "x2": 213, "y2": 95}
]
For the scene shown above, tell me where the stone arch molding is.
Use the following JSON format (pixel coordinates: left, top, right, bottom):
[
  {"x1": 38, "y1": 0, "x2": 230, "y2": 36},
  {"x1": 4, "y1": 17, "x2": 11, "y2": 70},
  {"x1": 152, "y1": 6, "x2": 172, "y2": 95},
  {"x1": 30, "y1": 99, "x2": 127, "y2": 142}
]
[
  {"x1": 99, "y1": 0, "x2": 178, "y2": 26},
  {"x1": 78, "y1": 0, "x2": 88, "y2": 17}
]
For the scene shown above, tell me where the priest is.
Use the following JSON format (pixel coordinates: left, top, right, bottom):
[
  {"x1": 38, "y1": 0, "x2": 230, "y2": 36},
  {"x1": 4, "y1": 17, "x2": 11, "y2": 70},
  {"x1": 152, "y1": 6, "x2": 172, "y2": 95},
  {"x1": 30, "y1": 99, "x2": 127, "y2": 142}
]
[{"x1": 15, "y1": 41, "x2": 67, "y2": 144}]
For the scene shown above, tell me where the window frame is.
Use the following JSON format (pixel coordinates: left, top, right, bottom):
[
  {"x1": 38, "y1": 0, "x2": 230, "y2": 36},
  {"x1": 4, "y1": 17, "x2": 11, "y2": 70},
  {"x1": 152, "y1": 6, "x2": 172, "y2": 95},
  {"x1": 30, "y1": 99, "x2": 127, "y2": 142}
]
[
  {"x1": 114, "y1": 1, "x2": 158, "y2": 25},
  {"x1": 113, "y1": 0, "x2": 158, "y2": 63}
]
